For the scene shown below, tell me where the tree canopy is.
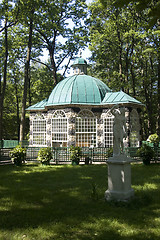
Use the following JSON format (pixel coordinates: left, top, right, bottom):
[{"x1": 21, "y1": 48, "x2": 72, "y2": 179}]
[
  {"x1": 88, "y1": 0, "x2": 160, "y2": 137},
  {"x1": 0, "y1": 0, "x2": 159, "y2": 140},
  {"x1": 100, "y1": 0, "x2": 160, "y2": 26},
  {"x1": 0, "y1": 0, "x2": 88, "y2": 140}
]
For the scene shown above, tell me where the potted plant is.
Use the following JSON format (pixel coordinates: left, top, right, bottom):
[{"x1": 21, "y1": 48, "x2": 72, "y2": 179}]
[
  {"x1": 10, "y1": 145, "x2": 26, "y2": 166},
  {"x1": 148, "y1": 133, "x2": 159, "y2": 146},
  {"x1": 85, "y1": 156, "x2": 91, "y2": 165},
  {"x1": 70, "y1": 146, "x2": 82, "y2": 165},
  {"x1": 137, "y1": 144, "x2": 155, "y2": 165},
  {"x1": 148, "y1": 133, "x2": 159, "y2": 161},
  {"x1": 37, "y1": 147, "x2": 53, "y2": 165}
]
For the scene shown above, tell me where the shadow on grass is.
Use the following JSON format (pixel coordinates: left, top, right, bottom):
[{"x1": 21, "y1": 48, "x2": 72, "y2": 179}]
[{"x1": 0, "y1": 164, "x2": 160, "y2": 240}]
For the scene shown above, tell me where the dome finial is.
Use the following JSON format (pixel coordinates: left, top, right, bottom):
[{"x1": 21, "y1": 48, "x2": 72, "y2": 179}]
[
  {"x1": 80, "y1": 50, "x2": 82, "y2": 58},
  {"x1": 71, "y1": 56, "x2": 87, "y2": 75}
]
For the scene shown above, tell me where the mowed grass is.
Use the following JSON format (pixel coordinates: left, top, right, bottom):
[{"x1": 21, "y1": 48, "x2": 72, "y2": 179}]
[{"x1": 0, "y1": 163, "x2": 160, "y2": 240}]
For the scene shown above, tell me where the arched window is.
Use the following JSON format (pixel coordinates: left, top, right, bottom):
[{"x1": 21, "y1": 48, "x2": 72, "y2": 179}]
[
  {"x1": 52, "y1": 110, "x2": 68, "y2": 147},
  {"x1": 76, "y1": 109, "x2": 97, "y2": 147},
  {"x1": 103, "y1": 111, "x2": 114, "y2": 148},
  {"x1": 32, "y1": 114, "x2": 46, "y2": 146}
]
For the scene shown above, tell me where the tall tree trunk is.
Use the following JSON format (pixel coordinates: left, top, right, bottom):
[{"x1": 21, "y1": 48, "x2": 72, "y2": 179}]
[
  {"x1": 115, "y1": 15, "x2": 124, "y2": 91},
  {"x1": 19, "y1": 17, "x2": 33, "y2": 141},
  {"x1": 0, "y1": 17, "x2": 8, "y2": 140},
  {"x1": 157, "y1": 20, "x2": 160, "y2": 136},
  {"x1": 141, "y1": 58, "x2": 149, "y2": 137},
  {"x1": 130, "y1": 63, "x2": 136, "y2": 96},
  {"x1": 125, "y1": 41, "x2": 129, "y2": 94},
  {"x1": 149, "y1": 55, "x2": 155, "y2": 133},
  {"x1": 28, "y1": 68, "x2": 31, "y2": 106},
  {"x1": 49, "y1": 48, "x2": 58, "y2": 86},
  {"x1": 143, "y1": 60, "x2": 154, "y2": 134},
  {"x1": 117, "y1": 36, "x2": 123, "y2": 90},
  {"x1": 48, "y1": 30, "x2": 58, "y2": 86},
  {"x1": 130, "y1": 36, "x2": 136, "y2": 96},
  {"x1": 34, "y1": 29, "x2": 58, "y2": 86},
  {"x1": 14, "y1": 76, "x2": 20, "y2": 140}
]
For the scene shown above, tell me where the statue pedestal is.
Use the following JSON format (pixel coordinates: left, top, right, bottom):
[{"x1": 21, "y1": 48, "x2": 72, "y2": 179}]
[{"x1": 105, "y1": 154, "x2": 134, "y2": 201}]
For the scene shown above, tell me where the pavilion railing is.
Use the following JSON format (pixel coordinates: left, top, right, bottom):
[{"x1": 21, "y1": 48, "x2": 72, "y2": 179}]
[
  {"x1": 0, "y1": 146, "x2": 140, "y2": 164},
  {"x1": 0, "y1": 140, "x2": 160, "y2": 164},
  {"x1": 25, "y1": 147, "x2": 110, "y2": 163}
]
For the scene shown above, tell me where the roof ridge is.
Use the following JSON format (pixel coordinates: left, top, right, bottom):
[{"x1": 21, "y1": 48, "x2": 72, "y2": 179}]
[
  {"x1": 102, "y1": 91, "x2": 143, "y2": 106},
  {"x1": 71, "y1": 75, "x2": 79, "y2": 103}
]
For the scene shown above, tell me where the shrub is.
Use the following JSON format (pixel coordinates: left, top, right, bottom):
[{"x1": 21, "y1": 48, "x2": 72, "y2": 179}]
[
  {"x1": 70, "y1": 146, "x2": 82, "y2": 165},
  {"x1": 10, "y1": 145, "x2": 26, "y2": 166},
  {"x1": 148, "y1": 133, "x2": 159, "y2": 145},
  {"x1": 37, "y1": 147, "x2": 53, "y2": 165},
  {"x1": 137, "y1": 144, "x2": 155, "y2": 165},
  {"x1": 107, "y1": 147, "x2": 113, "y2": 158},
  {"x1": 148, "y1": 134, "x2": 159, "y2": 161}
]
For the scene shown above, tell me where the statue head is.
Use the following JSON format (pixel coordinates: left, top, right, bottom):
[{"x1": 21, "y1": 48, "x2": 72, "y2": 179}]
[{"x1": 119, "y1": 106, "x2": 125, "y2": 115}]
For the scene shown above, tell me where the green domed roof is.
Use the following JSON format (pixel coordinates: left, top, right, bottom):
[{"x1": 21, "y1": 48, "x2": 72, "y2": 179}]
[
  {"x1": 102, "y1": 91, "x2": 143, "y2": 107},
  {"x1": 26, "y1": 99, "x2": 48, "y2": 111},
  {"x1": 47, "y1": 74, "x2": 111, "y2": 106},
  {"x1": 71, "y1": 57, "x2": 87, "y2": 66}
]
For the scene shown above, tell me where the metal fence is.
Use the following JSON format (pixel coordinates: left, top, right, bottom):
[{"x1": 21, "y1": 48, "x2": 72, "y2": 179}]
[
  {"x1": 0, "y1": 146, "x2": 141, "y2": 164},
  {"x1": 26, "y1": 147, "x2": 110, "y2": 163},
  {"x1": 0, "y1": 140, "x2": 160, "y2": 164}
]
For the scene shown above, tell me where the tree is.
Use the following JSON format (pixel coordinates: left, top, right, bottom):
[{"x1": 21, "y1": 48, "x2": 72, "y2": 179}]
[
  {"x1": 88, "y1": 0, "x2": 159, "y2": 138},
  {"x1": 100, "y1": 0, "x2": 160, "y2": 136},
  {"x1": 17, "y1": 0, "x2": 43, "y2": 141},
  {"x1": 3, "y1": 71, "x2": 22, "y2": 139},
  {"x1": 0, "y1": 0, "x2": 19, "y2": 140},
  {"x1": 34, "y1": 0, "x2": 88, "y2": 86},
  {"x1": 30, "y1": 63, "x2": 63, "y2": 105},
  {"x1": 19, "y1": 14, "x2": 34, "y2": 141},
  {"x1": 0, "y1": 0, "x2": 89, "y2": 140},
  {"x1": 18, "y1": 0, "x2": 88, "y2": 140},
  {"x1": 100, "y1": 0, "x2": 160, "y2": 26}
]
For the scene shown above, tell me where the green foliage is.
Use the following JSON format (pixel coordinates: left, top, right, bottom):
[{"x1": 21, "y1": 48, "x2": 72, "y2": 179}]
[
  {"x1": 10, "y1": 145, "x2": 26, "y2": 166},
  {"x1": 107, "y1": 147, "x2": 113, "y2": 158},
  {"x1": 148, "y1": 133, "x2": 159, "y2": 144},
  {"x1": 0, "y1": 0, "x2": 88, "y2": 140},
  {"x1": 137, "y1": 144, "x2": 155, "y2": 165},
  {"x1": 69, "y1": 145, "x2": 82, "y2": 165},
  {"x1": 37, "y1": 147, "x2": 53, "y2": 165},
  {"x1": 30, "y1": 64, "x2": 54, "y2": 103},
  {"x1": 90, "y1": 182, "x2": 100, "y2": 201},
  {"x1": 0, "y1": 0, "x2": 159, "y2": 141},
  {"x1": 88, "y1": 0, "x2": 159, "y2": 138},
  {"x1": 104, "y1": 0, "x2": 160, "y2": 27},
  {"x1": 33, "y1": 0, "x2": 88, "y2": 82},
  {"x1": 148, "y1": 133, "x2": 159, "y2": 161}
]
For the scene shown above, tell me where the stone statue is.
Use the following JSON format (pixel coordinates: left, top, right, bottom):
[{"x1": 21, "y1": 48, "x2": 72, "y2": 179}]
[{"x1": 110, "y1": 105, "x2": 127, "y2": 156}]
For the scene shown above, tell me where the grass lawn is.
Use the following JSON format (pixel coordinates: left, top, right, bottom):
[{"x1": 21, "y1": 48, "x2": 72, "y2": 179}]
[{"x1": 0, "y1": 163, "x2": 160, "y2": 240}]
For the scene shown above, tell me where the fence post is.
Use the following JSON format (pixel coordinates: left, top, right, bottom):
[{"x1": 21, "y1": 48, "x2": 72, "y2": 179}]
[
  {"x1": 92, "y1": 147, "x2": 94, "y2": 162},
  {"x1": 0, "y1": 140, "x2": 3, "y2": 149},
  {"x1": 55, "y1": 148, "x2": 59, "y2": 164},
  {"x1": 0, "y1": 141, "x2": 3, "y2": 161}
]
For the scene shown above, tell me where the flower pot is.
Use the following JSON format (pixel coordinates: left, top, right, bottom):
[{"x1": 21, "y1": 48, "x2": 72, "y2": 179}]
[
  {"x1": 85, "y1": 157, "x2": 91, "y2": 165},
  {"x1": 72, "y1": 160, "x2": 79, "y2": 165},
  {"x1": 41, "y1": 160, "x2": 49, "y2": 165}
]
